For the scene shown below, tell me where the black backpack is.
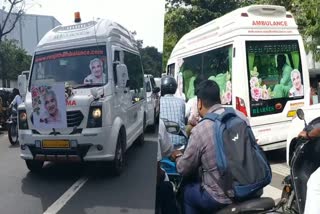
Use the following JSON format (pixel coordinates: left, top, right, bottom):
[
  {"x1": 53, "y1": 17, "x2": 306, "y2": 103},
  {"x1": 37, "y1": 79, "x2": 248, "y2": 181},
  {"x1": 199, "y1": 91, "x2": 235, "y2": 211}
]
[{"x1": 202, "y1": 107, "x2": 272, "y2": 201}]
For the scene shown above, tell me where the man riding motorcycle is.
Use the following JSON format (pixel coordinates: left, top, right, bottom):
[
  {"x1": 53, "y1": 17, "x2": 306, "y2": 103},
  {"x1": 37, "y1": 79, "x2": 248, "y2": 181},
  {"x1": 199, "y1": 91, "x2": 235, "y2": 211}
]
[
  {"x1": 160, "y1": 76, "x2": 186, "y2": 148},
  {"x1": 171, "y1": 80, "x2": 256, "y2": 214},
  {"x1": 298, "y1": 128, "x2": 320, "y2": 214}
]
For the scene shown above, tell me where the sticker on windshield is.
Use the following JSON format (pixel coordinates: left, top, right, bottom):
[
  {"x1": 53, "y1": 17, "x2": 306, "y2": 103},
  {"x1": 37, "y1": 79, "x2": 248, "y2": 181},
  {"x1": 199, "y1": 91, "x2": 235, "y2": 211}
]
[{"x1": 31, "y1": 82, "x2": 67, "y2": 129}]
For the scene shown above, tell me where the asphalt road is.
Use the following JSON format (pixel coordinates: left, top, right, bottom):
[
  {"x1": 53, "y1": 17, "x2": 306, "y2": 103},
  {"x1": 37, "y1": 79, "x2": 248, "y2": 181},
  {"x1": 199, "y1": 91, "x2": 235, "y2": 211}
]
[
  {"x1": 0, "y1": 127, "x2": 289, "y2": 214},
  {"x1": 0, "y1": 128, "x2": 158, "y2": 214}
]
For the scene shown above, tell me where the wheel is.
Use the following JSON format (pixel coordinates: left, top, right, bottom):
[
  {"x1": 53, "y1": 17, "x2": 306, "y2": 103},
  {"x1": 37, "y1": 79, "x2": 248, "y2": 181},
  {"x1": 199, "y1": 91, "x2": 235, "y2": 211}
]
[
  {"x1": 135, "y1": 115, "x2": 145, "y2": 146},
  {"x1": 111, "y1": 134, "x2": 125, "y2": 176},
  {"x1": 25, "y1": 160, "x2": 44, "y2": 172},
  {"x1": 150, "y1": 109, "x2": 157, "y2": 132},
  {"x1": 8, "y1": 123, "x2": 18, "y2": 145}
]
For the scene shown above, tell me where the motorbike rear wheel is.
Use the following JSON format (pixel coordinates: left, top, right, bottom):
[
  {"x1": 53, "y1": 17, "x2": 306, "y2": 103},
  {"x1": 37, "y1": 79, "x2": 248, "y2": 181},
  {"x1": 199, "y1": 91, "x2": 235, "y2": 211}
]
[{"x1": 8, "y1": 123, "x2": 18, "y2": 145}]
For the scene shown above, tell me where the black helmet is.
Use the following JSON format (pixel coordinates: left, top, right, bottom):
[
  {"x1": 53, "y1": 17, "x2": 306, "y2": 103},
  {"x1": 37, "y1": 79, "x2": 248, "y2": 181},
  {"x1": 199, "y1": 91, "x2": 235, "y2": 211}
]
[{"x1": 161, "y1": 76, "x2": 177, "y2": 96}]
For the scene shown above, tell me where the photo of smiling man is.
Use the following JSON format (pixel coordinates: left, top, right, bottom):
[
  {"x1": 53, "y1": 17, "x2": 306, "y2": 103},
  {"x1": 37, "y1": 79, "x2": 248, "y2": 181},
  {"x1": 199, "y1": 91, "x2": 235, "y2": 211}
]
[{"x1": 32, "y1": 83, "x2": 67, "y2": 129}]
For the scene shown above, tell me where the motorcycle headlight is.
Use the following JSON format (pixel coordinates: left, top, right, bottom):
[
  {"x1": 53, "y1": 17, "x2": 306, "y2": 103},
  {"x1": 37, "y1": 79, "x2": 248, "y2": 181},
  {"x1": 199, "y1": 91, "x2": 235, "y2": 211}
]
[{"x1": 18, "y1": 110, "x2": 28, "y2": 130}]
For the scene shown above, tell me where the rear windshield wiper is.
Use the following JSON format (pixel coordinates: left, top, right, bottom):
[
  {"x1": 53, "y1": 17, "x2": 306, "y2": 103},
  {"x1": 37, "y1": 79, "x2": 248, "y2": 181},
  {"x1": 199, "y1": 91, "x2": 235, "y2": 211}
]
[{"x1": 73, "y1": 83, "x2": 104, "y2": 89}]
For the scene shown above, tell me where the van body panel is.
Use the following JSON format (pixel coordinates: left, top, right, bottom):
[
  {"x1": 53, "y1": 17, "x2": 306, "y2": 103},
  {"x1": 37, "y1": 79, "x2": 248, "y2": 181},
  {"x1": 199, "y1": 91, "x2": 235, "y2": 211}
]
[
  {"x1": 19, "y1": 19, "x2": 146, "y2": 163},
  {"x1": 166, "y1": 5, "x2": 309, "y2": 150}
]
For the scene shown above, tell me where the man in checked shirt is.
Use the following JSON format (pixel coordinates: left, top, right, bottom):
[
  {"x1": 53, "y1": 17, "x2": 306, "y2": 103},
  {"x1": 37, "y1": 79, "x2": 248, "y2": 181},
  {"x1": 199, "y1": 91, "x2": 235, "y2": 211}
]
[
  {"x1": 171, "y1": 80, "x2": 249, "y2": 214},
  {"x1": 160, "y1": 76, "x2": 186, "y2": 148}
]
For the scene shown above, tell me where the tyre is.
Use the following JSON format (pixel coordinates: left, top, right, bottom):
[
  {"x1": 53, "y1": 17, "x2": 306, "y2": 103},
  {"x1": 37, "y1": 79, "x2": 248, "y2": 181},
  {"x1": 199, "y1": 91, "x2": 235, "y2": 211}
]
[
  {"x1": 26, "y1": 160, "x2": 44, "y2": 172},
  {"x1": 135, "y1": 115, "x2": 145, "y2": 146},
  {"x1": 8, "y1": 123, "x2": 18, "y2": 145},
  {"x1": 150, "y1": 109, "x2": 157, "y2": 132},
  {"x1": 111, "y1": 133, "x2": 125, "y2": 176}
]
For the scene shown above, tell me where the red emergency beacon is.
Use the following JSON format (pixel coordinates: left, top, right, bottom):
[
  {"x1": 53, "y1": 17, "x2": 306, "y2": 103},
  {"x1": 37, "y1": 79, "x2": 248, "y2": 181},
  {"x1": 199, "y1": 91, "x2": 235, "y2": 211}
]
[{"x1": 74, "y1": 12, "x2": 81, "y2": 23}]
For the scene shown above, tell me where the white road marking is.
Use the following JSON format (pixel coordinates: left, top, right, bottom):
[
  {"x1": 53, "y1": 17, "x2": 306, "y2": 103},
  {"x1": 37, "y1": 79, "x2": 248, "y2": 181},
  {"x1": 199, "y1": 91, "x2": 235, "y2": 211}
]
[
  {"x1": 271, "y1": 163, "x2": 290, "y2": 177},
  {"x1": 43, "y1": 176, "x2": 88, "y2": 214},
  {"x1": 84, "y1": 206, "x2": 154, "y2": 214},
  {"x1": 262, "y1": 185, "x2": 282, "y2": 200}
]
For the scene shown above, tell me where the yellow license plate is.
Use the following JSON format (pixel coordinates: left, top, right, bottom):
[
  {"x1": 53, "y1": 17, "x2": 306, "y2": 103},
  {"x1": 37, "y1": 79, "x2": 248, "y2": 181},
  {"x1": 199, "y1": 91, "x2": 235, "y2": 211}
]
[
  {"x1": 42, "y1": 140, "x2": 70, "y2": 148},
  {"x1": 287, "y1": 110, "x2": 297, "y2": 118}
]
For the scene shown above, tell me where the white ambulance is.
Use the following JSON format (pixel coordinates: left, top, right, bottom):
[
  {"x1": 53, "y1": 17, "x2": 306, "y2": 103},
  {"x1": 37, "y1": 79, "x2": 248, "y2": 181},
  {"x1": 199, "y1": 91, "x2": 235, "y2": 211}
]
[
  {"x1": 166, "y1": 5, "x2": 310, "y2": 151},
  {"x1": 18, "y1": 14, "x2": 146, "y2": 174}
]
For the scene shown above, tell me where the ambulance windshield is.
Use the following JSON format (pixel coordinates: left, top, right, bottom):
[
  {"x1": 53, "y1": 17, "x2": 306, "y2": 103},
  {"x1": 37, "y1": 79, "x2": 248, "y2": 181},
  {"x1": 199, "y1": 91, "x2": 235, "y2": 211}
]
[{"x1": 30, "y1": 45, "x2": 107, "y2": 88}]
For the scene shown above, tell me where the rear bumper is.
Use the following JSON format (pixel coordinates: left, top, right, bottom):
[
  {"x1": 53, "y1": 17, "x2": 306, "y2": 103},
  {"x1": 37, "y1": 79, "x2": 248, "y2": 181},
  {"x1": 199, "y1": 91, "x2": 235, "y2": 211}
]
[{"x1": 252, "y1": 120, "x2": 291, "y2": 151}]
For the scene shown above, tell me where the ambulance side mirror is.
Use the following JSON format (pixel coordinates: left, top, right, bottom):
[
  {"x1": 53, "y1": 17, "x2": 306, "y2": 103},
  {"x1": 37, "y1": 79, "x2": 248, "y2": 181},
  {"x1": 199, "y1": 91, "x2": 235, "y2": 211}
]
[
  {"x1": 18, "y1": 74, "x2": 27, "y2": 97},
  {"x1": 116, "y1": 64, "x2": 129, "y2": 88}
]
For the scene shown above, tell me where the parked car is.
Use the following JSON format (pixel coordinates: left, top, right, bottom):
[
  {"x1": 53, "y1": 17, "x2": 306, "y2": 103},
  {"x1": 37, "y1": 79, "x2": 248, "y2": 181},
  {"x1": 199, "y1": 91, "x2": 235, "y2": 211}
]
[
  {"x1": 144, "y1": 74, "x2": 160, "y2": 130},
  {"x1": 154, "y1": 77, "x2": 161, "y2": 89}
]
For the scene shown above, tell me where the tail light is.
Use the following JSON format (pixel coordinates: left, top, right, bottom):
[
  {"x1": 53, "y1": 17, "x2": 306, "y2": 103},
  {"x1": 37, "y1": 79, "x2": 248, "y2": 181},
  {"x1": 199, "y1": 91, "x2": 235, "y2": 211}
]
[{"x1": 236, "y1": 97, "x2": 248, "y2": 117}]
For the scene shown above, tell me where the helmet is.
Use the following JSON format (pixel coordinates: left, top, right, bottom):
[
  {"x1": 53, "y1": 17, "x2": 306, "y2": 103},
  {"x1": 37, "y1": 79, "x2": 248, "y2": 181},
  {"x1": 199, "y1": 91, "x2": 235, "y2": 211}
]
[{"x1": 161, "y1": 76, "x2": 177, "y2": 96}]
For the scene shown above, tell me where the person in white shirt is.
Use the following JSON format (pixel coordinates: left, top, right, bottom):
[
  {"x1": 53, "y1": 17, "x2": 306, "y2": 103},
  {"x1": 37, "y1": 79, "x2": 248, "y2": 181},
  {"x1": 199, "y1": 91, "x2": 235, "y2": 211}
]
[
  {"x1": 84, "y1": 58, "x2": 106, "y2": 84},
  {"x1": 9, "y1": 88, "x2": 23, "y2": 111}
]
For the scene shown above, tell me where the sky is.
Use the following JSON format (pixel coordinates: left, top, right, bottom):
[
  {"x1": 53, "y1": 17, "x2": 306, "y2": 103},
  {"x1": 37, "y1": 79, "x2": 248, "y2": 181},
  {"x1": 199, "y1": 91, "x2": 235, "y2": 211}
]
[{"x1": 24, "y1": 0, "x2": 166, "y2": 52}]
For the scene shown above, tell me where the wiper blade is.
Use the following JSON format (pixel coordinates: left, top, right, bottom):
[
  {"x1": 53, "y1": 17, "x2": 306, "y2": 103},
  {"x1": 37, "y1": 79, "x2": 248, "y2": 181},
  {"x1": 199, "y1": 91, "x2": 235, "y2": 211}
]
[{"x1": 73, "y1": 83, "x2": 104, "y2": 89}]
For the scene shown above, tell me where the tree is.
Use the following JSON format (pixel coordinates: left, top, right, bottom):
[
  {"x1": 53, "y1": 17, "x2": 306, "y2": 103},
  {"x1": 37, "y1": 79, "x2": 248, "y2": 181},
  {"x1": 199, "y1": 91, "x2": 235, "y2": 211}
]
[
  {"x1": 140, "y1": 46, "x2": 162, "y2": 77},
  {"x1": 131, "y1": 31, "x2": 163, "y2": 77},
  {"x1": 0, "y1": 39, "x2": 31, "y2": 84},
  {"x1": 163, "y1": 0, "x2": 239, "y2": 68},
  {"x1": 0, "y1": 0, "x2": 26, "y2": 86},
  {"x1": 291, "y1": 0, "x2": 320, "y2": 61}
]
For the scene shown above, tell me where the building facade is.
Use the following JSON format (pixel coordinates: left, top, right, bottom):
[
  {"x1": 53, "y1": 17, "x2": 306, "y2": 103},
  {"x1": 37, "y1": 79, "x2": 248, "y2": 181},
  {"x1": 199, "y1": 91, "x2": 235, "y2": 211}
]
[{"x1": 0, "y1": 10, "x2": 61, "y2": 87}]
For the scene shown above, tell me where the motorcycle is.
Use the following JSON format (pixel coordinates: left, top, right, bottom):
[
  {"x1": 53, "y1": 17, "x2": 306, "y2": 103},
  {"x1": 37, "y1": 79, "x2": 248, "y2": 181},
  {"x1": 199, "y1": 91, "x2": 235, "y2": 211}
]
[
  {"x1": 281, "y1": 109, "x2": 320, "y2": 214},
  {"x1": 6, "y1": 107, "x2": 19, "y2": 145},
  {"x1": 160, "y1": 120, "x2": 284, "y2": 214}
]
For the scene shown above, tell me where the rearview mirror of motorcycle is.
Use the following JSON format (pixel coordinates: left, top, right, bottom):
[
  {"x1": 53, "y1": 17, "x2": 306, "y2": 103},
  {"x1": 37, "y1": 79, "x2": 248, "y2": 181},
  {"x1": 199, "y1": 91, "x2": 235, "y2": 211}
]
[
  {"x1": 297, "y1": 109, "x2": 304, "y2": 120},
  {"x1": 297, "y1": 108, "x2": 307, "y2": 127}
]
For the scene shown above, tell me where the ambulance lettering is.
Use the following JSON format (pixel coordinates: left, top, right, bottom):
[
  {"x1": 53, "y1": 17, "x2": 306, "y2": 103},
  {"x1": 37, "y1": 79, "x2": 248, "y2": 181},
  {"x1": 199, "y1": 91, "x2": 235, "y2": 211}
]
[
  {"x1": 67, "y1": 100, "x2": 77, "y2": 106},
  {"x1": 252, "y1": 20, "x2": 288, "y2": 27}
]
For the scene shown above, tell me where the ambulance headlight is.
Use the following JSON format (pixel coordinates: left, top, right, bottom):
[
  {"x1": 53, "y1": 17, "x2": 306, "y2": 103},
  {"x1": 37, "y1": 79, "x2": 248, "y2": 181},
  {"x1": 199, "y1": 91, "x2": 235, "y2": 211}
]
[
  {"x1": 87, "y1": 103, "x2": 102, "y2": 128},
  {"x1": 92, "y1": 108, "x2": 102, "y2": 119}
]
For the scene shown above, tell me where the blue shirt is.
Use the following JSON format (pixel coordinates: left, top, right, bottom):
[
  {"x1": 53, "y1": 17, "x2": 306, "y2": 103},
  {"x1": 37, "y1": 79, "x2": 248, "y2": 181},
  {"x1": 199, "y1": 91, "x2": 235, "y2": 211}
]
[{"x1": 160, "y1": 94, "x2": 186, "y2": 146}]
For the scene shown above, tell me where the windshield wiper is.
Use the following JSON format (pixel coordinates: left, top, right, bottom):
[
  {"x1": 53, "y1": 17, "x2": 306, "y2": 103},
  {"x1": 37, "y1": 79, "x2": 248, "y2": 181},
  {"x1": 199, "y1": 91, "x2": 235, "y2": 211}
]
[{"x1": 73, "y1": 83, "x2": 104, "y2": 89}]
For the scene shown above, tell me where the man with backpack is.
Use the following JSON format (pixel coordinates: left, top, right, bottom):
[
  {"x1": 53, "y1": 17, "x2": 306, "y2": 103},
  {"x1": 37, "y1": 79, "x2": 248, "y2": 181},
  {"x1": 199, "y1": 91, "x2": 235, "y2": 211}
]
[{"x1": 171, "y1": 80, "x2": 271, "y2": 214}]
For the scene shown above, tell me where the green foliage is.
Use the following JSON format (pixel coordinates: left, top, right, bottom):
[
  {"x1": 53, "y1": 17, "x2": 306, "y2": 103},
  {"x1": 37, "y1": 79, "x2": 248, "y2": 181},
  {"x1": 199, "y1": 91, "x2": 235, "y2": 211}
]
[
  {"x1": 0, "y1": 39, "x2": 31, "y2": 81},
  {"x1": 140, "y1": 46, "x2": 162, "y2": 77},
  {"x1": 163, "y1": 0, "x2": 239, "y2": 69}
]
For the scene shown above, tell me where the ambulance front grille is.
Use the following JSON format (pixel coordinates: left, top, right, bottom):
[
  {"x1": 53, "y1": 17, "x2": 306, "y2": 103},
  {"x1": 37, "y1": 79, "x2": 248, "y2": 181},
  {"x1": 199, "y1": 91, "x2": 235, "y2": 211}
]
[{"x1": 67, "y1": 110, "x2": 84, "y2": 127}]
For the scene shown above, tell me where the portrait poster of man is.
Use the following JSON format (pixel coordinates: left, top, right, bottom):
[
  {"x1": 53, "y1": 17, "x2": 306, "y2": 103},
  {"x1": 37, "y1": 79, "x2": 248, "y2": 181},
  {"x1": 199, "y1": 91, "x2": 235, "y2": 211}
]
[{"x1": 31, "y1": 83, "x2": 67, "y2": 129}]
